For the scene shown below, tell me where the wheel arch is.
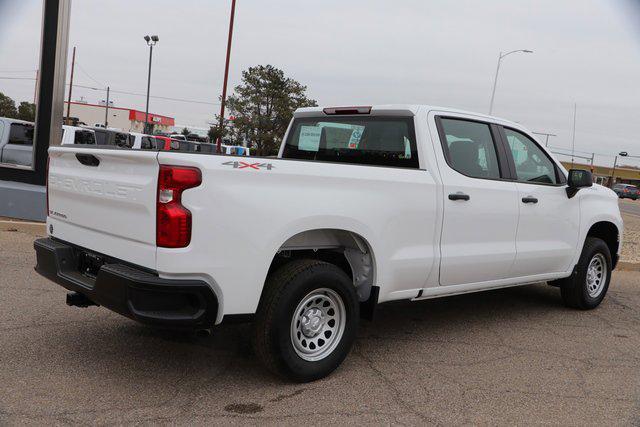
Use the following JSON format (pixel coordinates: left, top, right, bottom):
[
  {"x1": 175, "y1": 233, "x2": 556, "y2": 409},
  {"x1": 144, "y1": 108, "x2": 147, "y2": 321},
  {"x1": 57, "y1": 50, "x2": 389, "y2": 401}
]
[
  {"x1": 585, "y1": 221, "x2": 621, "y2": 269},
  {"x1": 265, "y1": 228, "x2": 377, "y2": 303}
]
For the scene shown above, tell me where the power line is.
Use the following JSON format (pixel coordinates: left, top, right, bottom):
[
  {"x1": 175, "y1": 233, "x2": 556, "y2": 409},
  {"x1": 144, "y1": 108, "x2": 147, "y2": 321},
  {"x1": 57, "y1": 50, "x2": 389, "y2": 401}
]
[
  {"x1": 0, "y1": 69, "x2": 37, "y2": 73},
  {"x1": 75, "y1": 62, "x2": 106, "y2": 87},
  {"x1": 0, "y1": 76, "x2": 220, "y2": 106},
  {"x1": 0, "y1": 76, "x2": 37, "y2": 80},
  {"x1": 73, "y1": 83, "x2": 220, "y2": 106}
]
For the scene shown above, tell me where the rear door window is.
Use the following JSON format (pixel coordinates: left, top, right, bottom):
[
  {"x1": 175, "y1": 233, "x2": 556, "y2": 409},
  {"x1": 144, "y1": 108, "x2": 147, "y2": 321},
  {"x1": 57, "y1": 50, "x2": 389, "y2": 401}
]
[
  {"x1": 437, "y1": 118, "x2": 501, "y2": 179},
  {"x1": 74, "y1": 130, "x2": 95, "y2": 145},
  {"x1": 282, "y1": 117, "x2": 418, "y2": 168},
  {"x1": 8, "y1": 123, "x2": 35, "y2": 146},
  {"x1": 141, "y1": 137, "x2": 155, "y2": 149},
  {"x1": 114, "y1": 132, "x2": 132, "y2": 148}
]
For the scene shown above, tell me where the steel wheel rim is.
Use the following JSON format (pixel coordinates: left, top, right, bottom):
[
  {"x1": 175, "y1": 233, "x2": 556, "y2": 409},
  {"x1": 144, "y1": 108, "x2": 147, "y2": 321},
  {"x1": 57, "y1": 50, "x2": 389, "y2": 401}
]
[
  {"x1": 586, "y1": 253, "x2": 607, "y2": 298},
  {"x1": 290, "y1": 288, "x2": 346, "y2": 362}
]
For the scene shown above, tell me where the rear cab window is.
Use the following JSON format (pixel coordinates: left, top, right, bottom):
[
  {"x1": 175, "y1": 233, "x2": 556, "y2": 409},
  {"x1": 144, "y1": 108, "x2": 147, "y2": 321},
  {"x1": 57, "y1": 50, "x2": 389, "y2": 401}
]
[{"x1": 282, "y1": 116, "x2": 419, "y2": 168}]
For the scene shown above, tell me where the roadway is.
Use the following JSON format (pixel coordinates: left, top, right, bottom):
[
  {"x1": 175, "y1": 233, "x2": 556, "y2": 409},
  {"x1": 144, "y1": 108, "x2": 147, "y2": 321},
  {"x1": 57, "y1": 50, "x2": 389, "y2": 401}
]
[
  {"x1": 2, "y1": 225, "x2": 640, "y2": 424},
  {"x1": 620, "y1": 198, "x2": 640, "y2": 217}
]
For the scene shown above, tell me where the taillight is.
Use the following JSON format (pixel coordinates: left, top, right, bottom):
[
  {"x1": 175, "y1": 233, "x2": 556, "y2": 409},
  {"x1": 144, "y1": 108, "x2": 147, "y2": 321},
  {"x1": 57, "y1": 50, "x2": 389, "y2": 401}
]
[{"x1": 156, "y1": 165, "x2": 202, "y2": 248}]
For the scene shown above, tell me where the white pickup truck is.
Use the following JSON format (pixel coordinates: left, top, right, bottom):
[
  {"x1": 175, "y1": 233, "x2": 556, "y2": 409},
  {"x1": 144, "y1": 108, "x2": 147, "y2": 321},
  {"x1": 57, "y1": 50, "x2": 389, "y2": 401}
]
[{"x1": 35, "y1": 105, "x2": 623, "y2": 382}]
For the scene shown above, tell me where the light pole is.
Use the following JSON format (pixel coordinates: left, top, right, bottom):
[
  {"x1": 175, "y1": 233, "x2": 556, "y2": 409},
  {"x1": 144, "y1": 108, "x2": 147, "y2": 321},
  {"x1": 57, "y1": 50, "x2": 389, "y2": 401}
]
[
  {"x1": 488, "y1": 49, "x2": 533, "y2": 115},
  {"x1": 610, "y1": 151, "x2": 628, "y2": 188},
  {"x1": 144, "y1": 35, "x2": 159, "y2": 134}
]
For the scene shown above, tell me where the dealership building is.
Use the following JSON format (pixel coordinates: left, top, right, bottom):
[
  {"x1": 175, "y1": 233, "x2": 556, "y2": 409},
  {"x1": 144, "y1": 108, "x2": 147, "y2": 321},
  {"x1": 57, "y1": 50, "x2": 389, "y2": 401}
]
[{"x1": 63, "y1": 101, "x2": 175, "y2": 133}]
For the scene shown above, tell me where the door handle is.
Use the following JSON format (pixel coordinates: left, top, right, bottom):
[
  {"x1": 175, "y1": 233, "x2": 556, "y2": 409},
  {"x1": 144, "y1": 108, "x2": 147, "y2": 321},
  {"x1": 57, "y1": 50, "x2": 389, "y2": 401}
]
[
  {"x1": 75, "y1": 153, "x2": 100, "y2": 167},
  {"x1": 522, "y1": 196, "x2": 538, "y2": 204},
  {"x1": 448, "y1": 193, "x2": 470, "y2": 201}
]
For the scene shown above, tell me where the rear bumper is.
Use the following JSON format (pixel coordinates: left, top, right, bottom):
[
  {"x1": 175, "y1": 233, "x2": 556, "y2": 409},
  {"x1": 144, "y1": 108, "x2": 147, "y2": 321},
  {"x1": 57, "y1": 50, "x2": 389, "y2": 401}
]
[{"x1": 34, "y1": 238, "x2": 218, "y2": 329}]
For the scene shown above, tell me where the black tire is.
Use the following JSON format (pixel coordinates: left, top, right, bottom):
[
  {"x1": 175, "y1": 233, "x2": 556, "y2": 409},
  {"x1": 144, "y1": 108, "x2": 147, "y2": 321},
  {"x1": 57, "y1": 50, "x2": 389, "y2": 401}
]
[
  {"x1": 253, "y1": 259, "x2": 359, "y2": 382},
  {"x1": 554, "y1": 237, "x2": 612, "y2": 310}
]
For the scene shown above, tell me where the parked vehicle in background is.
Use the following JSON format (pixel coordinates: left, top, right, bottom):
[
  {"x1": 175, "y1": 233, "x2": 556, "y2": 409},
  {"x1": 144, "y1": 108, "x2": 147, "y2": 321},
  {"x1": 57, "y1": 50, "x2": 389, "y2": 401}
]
[
  {"x1": 88, "y1": 127, "x2": 131, "y2": 148},
  {"x1": 153, "y1": 135, "x2": 175, "y2": 151},
  {"x1": 37, "y1": 105, "x2": 623, "y2": 382},
  {"x1": 0, "y1": 117, "x2": 34, "y2": 167},
  {"x1": 61, "y1": 125, "x2": 96, "y2": 145},
  {"x1": 613, "y1": 183, "x2": 639, "y2": 200},
  {"x1": 187, "y1": 133, "x2": 209, "y2": 143},
  {"x1": 128, "y1": 132, "x2": 157, "y2": 150},
  {"x1": 169, "y1": 134, "x2": 187, "y2": 141}
]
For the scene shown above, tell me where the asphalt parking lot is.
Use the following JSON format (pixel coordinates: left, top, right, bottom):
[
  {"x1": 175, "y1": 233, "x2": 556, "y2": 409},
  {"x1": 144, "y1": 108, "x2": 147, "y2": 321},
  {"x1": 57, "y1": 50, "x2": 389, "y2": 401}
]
[
  {"x1": 620, "y1": 198, "x2": 640, "y2": 217},
  {"x1": 2, "y1": 226, "x2": 640, "y2": 425}
]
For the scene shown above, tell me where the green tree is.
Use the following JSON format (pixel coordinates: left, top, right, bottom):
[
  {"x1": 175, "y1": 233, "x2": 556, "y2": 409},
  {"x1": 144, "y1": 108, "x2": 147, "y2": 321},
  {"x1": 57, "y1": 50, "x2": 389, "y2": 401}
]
[
  {"x1": 17, "y1": 101, "x2": 36, "y2": 122},
  {"x1": 217, "y1": 65, "x2": 317, "y2": 156},
  {"x1": 181, "y1": 127, "x2": 190, "y2": 136},
  {"x1": 208, "y1": 118, "x2": 231, "y2": 145},
  {"x1": 0, "y1": 92, "x2": 18, "y2": 119}
]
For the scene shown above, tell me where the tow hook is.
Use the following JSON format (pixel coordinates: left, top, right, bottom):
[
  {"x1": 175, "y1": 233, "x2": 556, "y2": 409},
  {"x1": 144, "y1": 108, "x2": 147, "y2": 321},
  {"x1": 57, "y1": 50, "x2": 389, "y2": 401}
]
[{"x1": 66, "y1": 292, "x2": 98, "y2": 308}]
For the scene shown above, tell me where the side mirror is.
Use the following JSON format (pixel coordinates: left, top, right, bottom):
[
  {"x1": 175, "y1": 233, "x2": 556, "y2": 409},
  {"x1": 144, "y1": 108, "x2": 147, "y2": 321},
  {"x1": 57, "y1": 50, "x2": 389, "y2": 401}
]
[{"x1": 566, "y1": 169, "x2": 593, "y2": 198}]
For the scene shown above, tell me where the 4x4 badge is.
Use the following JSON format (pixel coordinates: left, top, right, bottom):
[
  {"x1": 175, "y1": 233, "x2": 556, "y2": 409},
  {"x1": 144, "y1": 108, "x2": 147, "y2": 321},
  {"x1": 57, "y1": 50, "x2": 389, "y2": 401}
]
[{"x1": 222, "y1": 161, "x2": 274, "y2": 170}]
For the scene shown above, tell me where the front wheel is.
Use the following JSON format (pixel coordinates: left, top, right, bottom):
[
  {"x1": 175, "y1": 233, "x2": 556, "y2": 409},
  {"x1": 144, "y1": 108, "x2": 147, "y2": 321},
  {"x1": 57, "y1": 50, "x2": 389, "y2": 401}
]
[
  {"x1": 555, "y1": 237, "x2": 612, "y2": 309},
  {"x1": 254, "y1": 259, "x2": 359, "y2": 382}
]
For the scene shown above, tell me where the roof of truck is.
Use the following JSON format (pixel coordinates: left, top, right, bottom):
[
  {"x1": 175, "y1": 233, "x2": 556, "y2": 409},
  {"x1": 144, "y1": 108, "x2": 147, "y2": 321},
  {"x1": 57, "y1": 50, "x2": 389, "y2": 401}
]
[{"x1": 294, "y1": 104, "x2": 521, "y2": 128}]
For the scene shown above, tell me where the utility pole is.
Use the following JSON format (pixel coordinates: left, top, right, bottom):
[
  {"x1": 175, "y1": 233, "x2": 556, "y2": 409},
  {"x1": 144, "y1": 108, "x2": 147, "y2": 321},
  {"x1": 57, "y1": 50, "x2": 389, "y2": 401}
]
[
  {"x1": 104, "y1": 86, "x2": 110, "y2": 128},
  {"x1": 66, "y1": 46, "x2": 76, "y2": 124},
  {"x1": 570, "y1": 103, "x2": 577, "y2": 168},
  {"x1": 33, "y1": 69, "x2": 39, "y2": 104},
  {"x1": 611, "y1": 152, "x2": 629, "y2": 188},
  {"x1": 217, "y1": 0, "x2": 237, "y2": 154}
]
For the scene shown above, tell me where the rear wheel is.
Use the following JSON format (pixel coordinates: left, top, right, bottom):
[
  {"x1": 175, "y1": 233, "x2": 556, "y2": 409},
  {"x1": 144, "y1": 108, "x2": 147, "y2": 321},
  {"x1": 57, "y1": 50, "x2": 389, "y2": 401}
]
[
  {"x1": 555, "y1": 237, "x2": 612, "y2": 309},
  {"x1": 254, "y1": 259, "x2": 359, "y2": 382}
]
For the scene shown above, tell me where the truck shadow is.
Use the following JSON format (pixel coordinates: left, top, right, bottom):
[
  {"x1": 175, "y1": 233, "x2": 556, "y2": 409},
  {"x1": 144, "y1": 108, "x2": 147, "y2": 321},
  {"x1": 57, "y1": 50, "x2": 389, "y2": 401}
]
[{"x1": 52, "y1": 282, "x2": 567, "y2": 389}]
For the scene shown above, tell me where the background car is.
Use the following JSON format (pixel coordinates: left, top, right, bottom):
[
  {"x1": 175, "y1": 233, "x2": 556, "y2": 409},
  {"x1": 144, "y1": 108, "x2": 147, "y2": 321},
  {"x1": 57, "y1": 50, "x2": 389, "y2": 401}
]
[{"x1": 613, "y1": 183, "x2": 639, "y2": 200}]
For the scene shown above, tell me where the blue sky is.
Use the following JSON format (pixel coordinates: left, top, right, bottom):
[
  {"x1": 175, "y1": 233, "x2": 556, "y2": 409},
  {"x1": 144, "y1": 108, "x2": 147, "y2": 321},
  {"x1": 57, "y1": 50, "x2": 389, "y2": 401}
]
[{"x1": 1, "y1": 0, "x2": 639, "y2": 167}]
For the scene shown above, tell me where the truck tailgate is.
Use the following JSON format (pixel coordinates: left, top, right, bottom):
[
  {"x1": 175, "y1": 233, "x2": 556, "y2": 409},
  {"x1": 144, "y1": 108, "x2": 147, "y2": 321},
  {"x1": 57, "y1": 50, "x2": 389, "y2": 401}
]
[{"x1": 47, "y1": 147, "x2": 159, "y2": 269}]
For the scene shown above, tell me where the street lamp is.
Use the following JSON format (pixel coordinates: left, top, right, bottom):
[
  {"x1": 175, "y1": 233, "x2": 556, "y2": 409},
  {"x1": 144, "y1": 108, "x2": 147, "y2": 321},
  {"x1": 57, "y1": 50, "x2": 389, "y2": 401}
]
[
  {"x1": 610, "y1": 151, "x2": 628, "y2": 188},
  {"x1": 488, "y1": 49, "x2": 533, "y2": 115},
  {"x1": 143, "y1": 35, "x2": 159, "y2": 134}
]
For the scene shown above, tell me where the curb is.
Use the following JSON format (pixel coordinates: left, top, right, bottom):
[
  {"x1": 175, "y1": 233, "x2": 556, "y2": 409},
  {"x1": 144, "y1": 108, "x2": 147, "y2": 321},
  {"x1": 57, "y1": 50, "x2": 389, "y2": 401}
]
[
  {"x1": 0, "y1": 220, "x2": 46, "y2": 235},
  {"x1": 617, "y1": 261, "x2": 640, "y2": 272}
]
